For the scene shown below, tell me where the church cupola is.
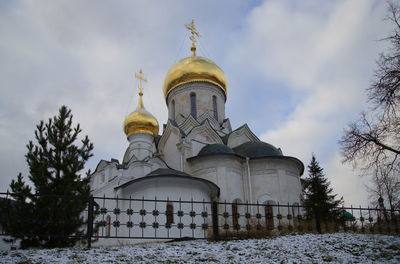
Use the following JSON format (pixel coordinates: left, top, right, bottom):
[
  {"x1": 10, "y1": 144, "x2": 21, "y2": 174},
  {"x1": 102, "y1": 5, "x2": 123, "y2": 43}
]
[
  {"x1": 163, "y1": 20, "x2": 227, "y2": 123},
  {"x1": 163, "y1": 56, "x2": 227, "y2": 100},
  {"x1": 123, "y1": 69, "x2": 159, "y2": 161},
  {"x1": 123, "y1": 69, "x2": 159, "y2": 138}
]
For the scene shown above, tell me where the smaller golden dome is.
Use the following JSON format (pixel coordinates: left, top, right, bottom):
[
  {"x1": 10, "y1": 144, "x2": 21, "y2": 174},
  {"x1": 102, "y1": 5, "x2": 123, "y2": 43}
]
[
  {"x1": 123, "y1": 93, "x2": 159, "y2": 138},
  {"x1": 163, "y1": 56, "x2": 227, "y2": 99}
]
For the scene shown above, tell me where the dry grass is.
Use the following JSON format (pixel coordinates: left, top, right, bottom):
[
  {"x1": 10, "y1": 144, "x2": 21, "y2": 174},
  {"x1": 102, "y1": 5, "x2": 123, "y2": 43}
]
[{"x1": 206, "y1": 219, "x2": 400, "y2": 240}]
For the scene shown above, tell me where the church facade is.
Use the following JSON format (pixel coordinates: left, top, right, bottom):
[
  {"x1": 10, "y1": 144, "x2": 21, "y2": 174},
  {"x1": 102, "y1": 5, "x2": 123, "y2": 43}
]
[{"x1": 90, "y1": 22, "x2": 304, "y2": 244}]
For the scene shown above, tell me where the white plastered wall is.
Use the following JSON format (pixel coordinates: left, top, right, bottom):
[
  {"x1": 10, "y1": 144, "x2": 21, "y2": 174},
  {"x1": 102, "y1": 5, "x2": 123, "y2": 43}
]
[
  {"x1": 189, "y1": 155, "x2": 245, "y2": 203},
  {"x1": 250, "y1": 159, "x2": 302, "y2": 205},
  {"x1": 92, "y1": 176, "x2": 216, "y2": 247}
]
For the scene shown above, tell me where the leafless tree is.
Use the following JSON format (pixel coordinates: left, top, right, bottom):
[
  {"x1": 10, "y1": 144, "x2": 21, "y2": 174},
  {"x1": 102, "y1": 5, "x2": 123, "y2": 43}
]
[{"x1": 340, "y1": 2, "x2": 400, "y2": 211}]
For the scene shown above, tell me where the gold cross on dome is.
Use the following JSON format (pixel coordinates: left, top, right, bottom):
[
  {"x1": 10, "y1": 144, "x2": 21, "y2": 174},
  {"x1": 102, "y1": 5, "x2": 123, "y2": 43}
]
[
  {"x1": 134, "y1": 69, "x2": 147, "y2": 94},
  {"x1": 185, "y1": 19, "x2": 201, "y2": 56}
]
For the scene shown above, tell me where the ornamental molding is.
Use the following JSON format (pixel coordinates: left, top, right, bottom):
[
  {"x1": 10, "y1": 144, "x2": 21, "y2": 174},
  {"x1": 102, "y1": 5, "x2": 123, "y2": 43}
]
[
  {"x1": 176, "y1": 114, "x2": 186, "y2": 126},
  {"x1": 179, "y1": 114, "x2": 200, "y2": 135},
  {"x1": 186, "y1": 119, "x2": 223, "y2": 145},
  {"x1": 197, "y1": 111, "x2": 220, "y2": 131}
]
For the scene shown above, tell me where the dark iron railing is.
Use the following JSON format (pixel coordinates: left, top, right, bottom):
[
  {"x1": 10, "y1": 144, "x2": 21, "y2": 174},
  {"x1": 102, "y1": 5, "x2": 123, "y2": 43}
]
[{"x1": 0, "y1": 192, "x2": 399, "y2": 248}]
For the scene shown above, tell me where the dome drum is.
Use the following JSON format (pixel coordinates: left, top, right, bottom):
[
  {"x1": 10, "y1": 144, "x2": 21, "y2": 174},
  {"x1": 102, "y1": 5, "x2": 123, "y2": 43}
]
[{"x1": 166, "y1": 82, "x2": 226, "y2": 122}]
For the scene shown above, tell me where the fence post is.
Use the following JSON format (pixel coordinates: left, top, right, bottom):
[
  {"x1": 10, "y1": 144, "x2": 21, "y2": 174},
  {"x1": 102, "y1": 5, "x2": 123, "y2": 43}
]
[
  {"x1": 87, "y1": 196, "x2": 94, "y2": 248},
  {"x1": 314, "y1": 203, "x2": 321, "y2": 234},
  {"x1": 211, "y1": 201, "x2": 219, "y2": 240}
]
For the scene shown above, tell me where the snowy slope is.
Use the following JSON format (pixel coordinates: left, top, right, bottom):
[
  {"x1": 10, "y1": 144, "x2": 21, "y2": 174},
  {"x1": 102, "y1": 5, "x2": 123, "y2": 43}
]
[{"x1": 1, "y1": 233, "x2": 400, "y2": 263}]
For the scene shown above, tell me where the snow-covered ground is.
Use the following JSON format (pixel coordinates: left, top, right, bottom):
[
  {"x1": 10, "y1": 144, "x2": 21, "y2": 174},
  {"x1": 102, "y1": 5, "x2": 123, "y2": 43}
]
[{"x1": 1, "y1": 233, "x2": 400, "y2": 263}]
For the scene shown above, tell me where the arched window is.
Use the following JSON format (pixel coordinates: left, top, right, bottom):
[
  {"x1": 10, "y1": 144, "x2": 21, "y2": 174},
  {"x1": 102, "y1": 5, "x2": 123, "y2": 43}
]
[
  {"x1": 213, "y1": 95, "x2": 218, "y2": 120},
  {"x1": 264, "y1": 204, "x2": 274, "y2": 230},
  {"x1": 166, "y1": 203, "x2": 174, "y2": 225},
  {"x1": 232, "y1": 199, "x2": 242, "y2": 230},
  {"x1": 106, "y1": 215, "x2": 111, "y2": 237},
  {"x1": 171, "y1": 100, "x2": 175, "y2": 120},
  {"x1": 190, "y1": 93, "x2": 197, "y2": 118},
  {"x1": 232, "y1": 202, "x2": 239, "y2": 228}
]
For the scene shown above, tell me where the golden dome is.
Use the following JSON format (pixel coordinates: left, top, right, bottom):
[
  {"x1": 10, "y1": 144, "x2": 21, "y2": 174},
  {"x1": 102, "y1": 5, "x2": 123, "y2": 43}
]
[
  {"x1": 123, "y1": 94, "x2": 159, "y2": 138},
  {"x1": 163, "y1": 56, "x2": 227, "y2": 99}
]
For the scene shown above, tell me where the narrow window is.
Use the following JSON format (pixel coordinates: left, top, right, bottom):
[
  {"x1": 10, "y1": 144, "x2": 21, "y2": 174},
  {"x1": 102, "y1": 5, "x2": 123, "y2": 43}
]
[
  {"x1": 166, "y1": 203, "x2": 174, "y2": 225},
  {"x1": 190, "y1": 93, "x2": 197, "y2": 118},
  {"x1": 265, "y1": 205, "x2": 274, "y2": 230},
  {"x1": 106, "y1": 215, "x2": 111, "y2": 237},
  {"x1": 213, "y1": 96, "x2": 218, "y2": 120},
  {"x1": 232, "y1": 203, "x2": 239, "y2": 228},
  {"x1": 171, "y1": 100, "x2": 175, "y2": 120}
]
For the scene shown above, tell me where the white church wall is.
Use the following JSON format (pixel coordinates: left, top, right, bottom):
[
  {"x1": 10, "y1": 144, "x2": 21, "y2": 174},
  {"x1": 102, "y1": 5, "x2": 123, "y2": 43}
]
[
  {"x1": 92, "y1": 177, "x2": 215, "y2": 246},
  {"x1": 106, "y1": 164, "x2": 118, "y2": 183},
  {"x1": 90, "y1": 162, "x2": 119, "y2": 194},
  {"x1": 91, "y1": 177, "x2": 118, "y2": 198},
  {"x1": 123, "y1": 161, "x2": 153, "y2": 180},
  {"x1": 250, "y1": 159, "x2": 302, "y2": 205},
  {"x1": 189, "y1": 155, "x2": 245, "y2": 203},
  {"x1": 118, "y1": 177, "x2": 214, "y2": 201},
  {"x1": 158, "y1": 124, "x2": 182, "y2": 171},
  {"x1": 278, "y1": 168, "x2": 302, "y2": 204}
]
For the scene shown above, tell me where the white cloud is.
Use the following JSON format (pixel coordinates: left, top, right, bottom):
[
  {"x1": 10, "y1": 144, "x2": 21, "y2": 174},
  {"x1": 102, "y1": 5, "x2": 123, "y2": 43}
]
[
  {"x1": 324, "y1": 151, "x2": 369, "y2": 207},
  {"x1": 0, "y1": 0, "x2": 250, "y2": 190},
  {"x1": 224, "y1": 0, "x2": 392, "y2": 205}
]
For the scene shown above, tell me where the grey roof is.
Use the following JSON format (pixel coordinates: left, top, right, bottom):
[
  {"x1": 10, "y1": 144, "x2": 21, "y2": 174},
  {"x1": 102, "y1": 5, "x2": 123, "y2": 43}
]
[
  {"x1": 221, "y1": 134, "x2": 229, "y2": 145},
  {"x1": 145, "y1": 168, "x2": 192, "y2": 177},
  {"x1": 198, "y1": 144, "x2": 235, "y2": 156},
  {"x1": 114, "y1": 168, "x2": 220, "y2": 196},
  {"x1": 233, "y1": 141, "x2": 283, "y2": 158}
]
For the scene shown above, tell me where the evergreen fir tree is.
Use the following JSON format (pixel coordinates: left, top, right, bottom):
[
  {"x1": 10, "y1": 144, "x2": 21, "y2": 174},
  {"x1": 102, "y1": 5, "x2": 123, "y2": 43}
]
[
  {"x1": 302, "y1": 154, "x2": 343, "y2": 220},
  {"x1": 6, "y1": 106, "x2": 93, "y2": 248}
]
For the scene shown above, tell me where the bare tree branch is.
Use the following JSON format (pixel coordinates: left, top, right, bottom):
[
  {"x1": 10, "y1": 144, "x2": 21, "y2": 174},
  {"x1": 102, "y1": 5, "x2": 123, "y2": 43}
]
[{"x1": 339, "y1": 2, "x2": 400, "y2": 210}]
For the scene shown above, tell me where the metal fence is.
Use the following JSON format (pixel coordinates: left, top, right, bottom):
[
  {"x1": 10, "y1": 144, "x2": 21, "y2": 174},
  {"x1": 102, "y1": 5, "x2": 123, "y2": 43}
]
[{"x1": 0, "y1": 192, "x2": 399, "y2": 247}]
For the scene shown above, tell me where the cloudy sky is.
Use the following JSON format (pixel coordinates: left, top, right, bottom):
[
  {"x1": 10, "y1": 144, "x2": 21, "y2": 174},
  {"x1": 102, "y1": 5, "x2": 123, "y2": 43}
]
[{"x1": 0, "y1": 0, "x2": 393, "y2": 206}]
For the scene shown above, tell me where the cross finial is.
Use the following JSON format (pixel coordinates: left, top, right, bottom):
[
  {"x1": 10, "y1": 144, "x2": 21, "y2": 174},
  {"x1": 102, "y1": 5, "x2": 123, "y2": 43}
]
[
  {"x1": 134, "y1": 69, "x2": 147, "y2": 95},
  {"x1": 134, "y1": 69, "x2": 147, "y2": 110},
  {"x1": 185, "y1": 19, "x2": 201, "y2": 56}
]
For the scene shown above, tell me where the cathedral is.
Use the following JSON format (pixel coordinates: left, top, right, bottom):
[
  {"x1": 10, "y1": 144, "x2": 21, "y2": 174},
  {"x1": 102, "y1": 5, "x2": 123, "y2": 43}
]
[{"x1": 90, "y1": 21, "x2": 304, "y2": 243}]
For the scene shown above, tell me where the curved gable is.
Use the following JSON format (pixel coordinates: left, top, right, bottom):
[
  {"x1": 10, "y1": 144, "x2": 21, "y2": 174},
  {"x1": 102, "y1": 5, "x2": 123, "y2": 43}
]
[
  {"x1": 186, "y1": 120, "x2": 223, "y2": 157},
  {"x1": 197, "y1": 111, "x2": 220, "y2": 131},
  {"x1": 158, "y1": 120, "x2": 182, "y2": 155},
  {"x1": 157, "y1": 120, "x2": 183, "y2": 170},
  {"x1": 179, "y1": 114, "x2": 200, "y2": 135},
  {"x1": 227, "y1": 124, "x2": 260, "y2": 148},
  {"x1": 94, "y1": 160, "x2": 111, "y2": 173}
]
